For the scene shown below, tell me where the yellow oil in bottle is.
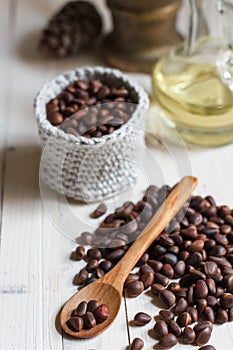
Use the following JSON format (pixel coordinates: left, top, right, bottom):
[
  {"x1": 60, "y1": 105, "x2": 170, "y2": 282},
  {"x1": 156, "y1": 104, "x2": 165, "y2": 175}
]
[{"x1": 152, "y1": 53, "x2": 233, "y2": 146}]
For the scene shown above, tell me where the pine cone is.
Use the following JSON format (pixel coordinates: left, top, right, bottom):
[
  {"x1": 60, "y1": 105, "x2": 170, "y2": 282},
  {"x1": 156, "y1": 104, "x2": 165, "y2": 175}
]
[{"x1": 39, "y1": 1, "x2": 102, "y2": 57}]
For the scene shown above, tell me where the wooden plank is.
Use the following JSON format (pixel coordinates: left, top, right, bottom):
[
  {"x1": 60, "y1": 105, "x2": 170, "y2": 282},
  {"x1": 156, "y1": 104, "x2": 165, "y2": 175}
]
[
  {"x1": 1, "y1": 0, "x2": 233, "y2": 349},
  {"x1": 0, "y1": 0, "x2": 12, "y2": 234},
  {"x1": 0, "y1": 146, "x2": 44, "y2": 350},
  {"x1": 0, "y1": 0, "x2": 63, "y2": 349},
  {"x1": 188, "y1": 145, "x2": 233, "y2": 206},
  {"x1": 41, "y1": 204, "x2": 65, "y2": 350}
]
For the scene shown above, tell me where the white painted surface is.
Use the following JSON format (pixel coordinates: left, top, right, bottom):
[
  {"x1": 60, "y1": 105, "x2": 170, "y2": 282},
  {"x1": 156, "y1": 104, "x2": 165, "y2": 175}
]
[{"x1": 0, "y1": 0, "x2": 233, "y2": 349}]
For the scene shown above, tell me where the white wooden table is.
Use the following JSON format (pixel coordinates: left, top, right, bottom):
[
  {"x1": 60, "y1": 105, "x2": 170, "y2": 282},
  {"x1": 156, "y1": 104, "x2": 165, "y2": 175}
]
[{"x1": 0, "y1": 1, "x2": 233, "y2": 349}]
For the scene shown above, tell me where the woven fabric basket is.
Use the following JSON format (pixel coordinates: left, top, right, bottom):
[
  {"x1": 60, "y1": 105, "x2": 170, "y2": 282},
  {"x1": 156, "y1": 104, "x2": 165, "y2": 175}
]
[{"x1": 34, "y1": 66, "x2": 149, "y2": 202}]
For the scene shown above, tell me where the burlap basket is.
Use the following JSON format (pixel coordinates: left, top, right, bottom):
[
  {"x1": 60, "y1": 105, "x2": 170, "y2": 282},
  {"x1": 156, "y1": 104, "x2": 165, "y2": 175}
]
[{"x1": 34, "y1": 66, "x2": 149, "y2": 202}]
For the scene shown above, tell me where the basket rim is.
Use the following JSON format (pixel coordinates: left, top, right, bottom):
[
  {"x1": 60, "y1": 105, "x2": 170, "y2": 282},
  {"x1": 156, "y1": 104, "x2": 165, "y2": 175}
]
[{"x1": 34, "y1": 66, "x2": 149, "y2": 145}]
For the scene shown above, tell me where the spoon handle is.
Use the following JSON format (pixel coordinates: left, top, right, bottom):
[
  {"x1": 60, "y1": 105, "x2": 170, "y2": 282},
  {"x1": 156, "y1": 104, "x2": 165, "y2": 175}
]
[{"x1": 104, "y1": 176, "x2": 198, "y2": 288}]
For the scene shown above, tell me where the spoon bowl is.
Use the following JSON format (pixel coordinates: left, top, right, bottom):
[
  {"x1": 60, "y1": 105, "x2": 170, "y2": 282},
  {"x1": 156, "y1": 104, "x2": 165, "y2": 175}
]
[
  {"x1": 60, "y1": 176, "x2": 198, "y2": 338},
  {"x1": 61, "y1": 280, "x2": 121, "y2": 338}
]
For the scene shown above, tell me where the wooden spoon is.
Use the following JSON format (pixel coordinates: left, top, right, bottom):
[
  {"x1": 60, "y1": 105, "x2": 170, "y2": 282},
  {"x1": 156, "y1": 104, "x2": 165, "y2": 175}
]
[{"x1": 60, "y1": 176, "x2": 198, "y2": 338}]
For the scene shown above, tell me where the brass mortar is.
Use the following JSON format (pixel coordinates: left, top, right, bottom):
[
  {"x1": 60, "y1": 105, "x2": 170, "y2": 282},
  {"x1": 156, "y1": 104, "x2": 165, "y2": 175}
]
[{"x1": 103, "y1": 0, "x2": 182, "y2": 73}]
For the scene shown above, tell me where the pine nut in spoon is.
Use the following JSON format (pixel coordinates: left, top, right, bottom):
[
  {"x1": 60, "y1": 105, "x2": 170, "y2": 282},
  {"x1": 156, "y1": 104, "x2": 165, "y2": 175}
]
[{"x1": 60, "y1": 176, "x2": 198, "y2": 338}]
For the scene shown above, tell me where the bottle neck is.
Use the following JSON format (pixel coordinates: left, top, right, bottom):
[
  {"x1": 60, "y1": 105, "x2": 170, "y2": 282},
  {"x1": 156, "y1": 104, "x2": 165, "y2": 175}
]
[{"x1": 186, "y1": 0, "x2": 227, "y2": 56}]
